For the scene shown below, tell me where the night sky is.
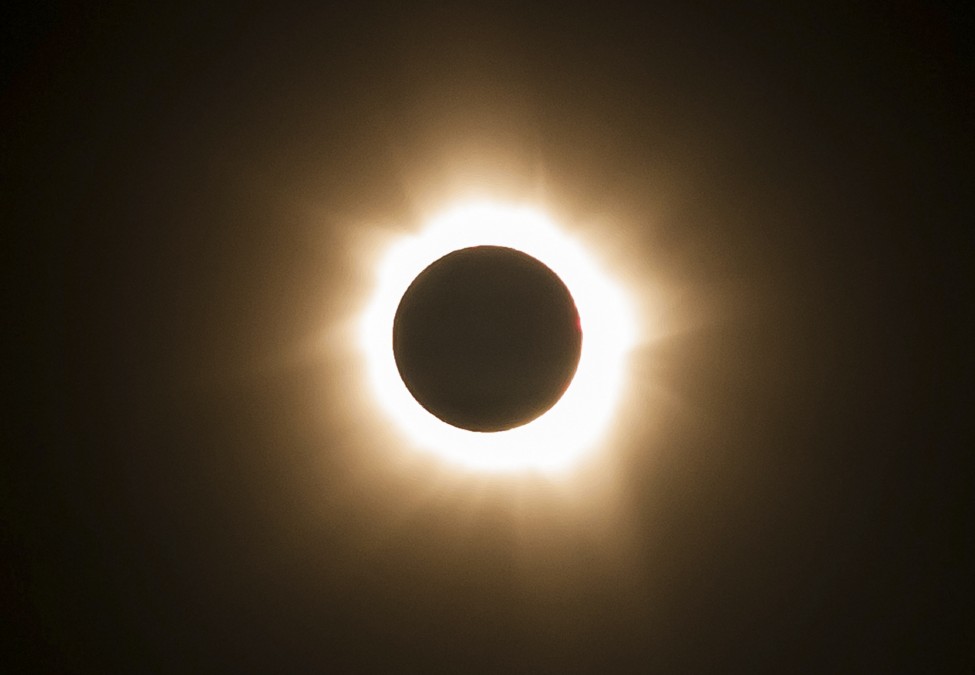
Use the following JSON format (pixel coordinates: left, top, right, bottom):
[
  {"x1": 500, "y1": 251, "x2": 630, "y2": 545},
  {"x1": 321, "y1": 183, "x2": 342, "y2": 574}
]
[{"x1": 5, "y1": 3, "x2": 972, "y2": 672}]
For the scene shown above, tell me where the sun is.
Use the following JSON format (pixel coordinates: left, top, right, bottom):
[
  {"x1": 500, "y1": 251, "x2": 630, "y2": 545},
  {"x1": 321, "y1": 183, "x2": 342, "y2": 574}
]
[{"x1": 360, "y1": 201, "x2": 636, "y2": 473}]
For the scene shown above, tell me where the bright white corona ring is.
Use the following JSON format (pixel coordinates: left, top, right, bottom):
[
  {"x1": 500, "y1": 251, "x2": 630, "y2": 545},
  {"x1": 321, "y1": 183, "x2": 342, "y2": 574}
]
[{"x1": 360, "y1": 202, "x2": 636, "y2": 473}]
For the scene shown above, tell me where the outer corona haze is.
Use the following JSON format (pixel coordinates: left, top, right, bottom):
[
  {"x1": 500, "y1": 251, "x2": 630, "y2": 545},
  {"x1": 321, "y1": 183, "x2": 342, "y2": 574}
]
[{"x1": 360, "y1": 202, "x2": 636, "y2": 472}]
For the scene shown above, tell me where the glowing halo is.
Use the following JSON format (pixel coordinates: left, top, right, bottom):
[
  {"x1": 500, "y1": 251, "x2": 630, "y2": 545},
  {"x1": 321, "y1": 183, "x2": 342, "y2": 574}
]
[{"x1": 360, "y1": 201, "x2": 636, "y2": 473}]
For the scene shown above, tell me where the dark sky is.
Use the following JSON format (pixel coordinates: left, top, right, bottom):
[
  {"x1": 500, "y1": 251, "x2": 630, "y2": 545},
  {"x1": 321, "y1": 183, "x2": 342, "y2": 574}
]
[{"x1": 5, "y1": 3, "x2": 972, "y2": 672}]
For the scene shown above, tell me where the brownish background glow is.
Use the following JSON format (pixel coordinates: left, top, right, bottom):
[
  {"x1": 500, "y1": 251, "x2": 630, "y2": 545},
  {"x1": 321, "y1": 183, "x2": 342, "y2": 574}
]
[{"x1": 5, "y1": 3, "x2": 971, "y2": 672}]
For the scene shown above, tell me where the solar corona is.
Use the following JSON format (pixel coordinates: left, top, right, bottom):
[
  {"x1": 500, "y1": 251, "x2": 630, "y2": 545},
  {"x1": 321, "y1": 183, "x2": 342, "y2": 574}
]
[{"x1": 360, "y1": 202, "x2": 636, "y2": 472}]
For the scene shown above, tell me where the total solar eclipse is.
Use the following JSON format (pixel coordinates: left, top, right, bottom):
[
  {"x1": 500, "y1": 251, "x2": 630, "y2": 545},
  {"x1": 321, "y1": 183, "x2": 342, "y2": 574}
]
[
  {"x1": 392, "y1": 246, "x2": 582, "y2": 433},
  {"x1": 360, "y1": 202, "x2": 633, "y2": 471}
]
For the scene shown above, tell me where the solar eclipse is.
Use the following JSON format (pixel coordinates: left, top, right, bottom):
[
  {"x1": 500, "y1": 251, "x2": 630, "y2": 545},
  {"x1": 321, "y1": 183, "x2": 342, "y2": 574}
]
[
  {"x1": 360, "y1": 202, "x2": 636, "y2": 473},
  {"x1": 9, "y1": 5, "x2": 965, "y2": 670}
]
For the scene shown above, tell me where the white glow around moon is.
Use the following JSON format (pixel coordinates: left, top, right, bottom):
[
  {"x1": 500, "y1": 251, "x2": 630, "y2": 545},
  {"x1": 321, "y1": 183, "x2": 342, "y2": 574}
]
[{"x1": 360, "y1": 201, "x2": 636, "y2": 473}]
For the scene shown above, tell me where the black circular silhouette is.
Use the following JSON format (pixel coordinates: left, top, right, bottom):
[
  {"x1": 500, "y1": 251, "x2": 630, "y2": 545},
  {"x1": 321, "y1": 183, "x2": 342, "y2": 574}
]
[{"x1": 392, "y1": 245, "x2": 582, "y2": 432}]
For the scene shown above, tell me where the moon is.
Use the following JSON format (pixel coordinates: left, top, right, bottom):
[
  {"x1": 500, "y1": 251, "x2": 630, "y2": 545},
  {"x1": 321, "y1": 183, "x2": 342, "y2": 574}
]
[{"x1": 392, "y1": 245, "x2": 583, "y2": 433}]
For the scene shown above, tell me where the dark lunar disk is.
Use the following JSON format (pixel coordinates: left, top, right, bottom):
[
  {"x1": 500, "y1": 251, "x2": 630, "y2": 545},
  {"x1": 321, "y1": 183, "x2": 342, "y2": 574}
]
[{"x1": 392, "y1": 245, "x2": 583, "y2": 432}]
